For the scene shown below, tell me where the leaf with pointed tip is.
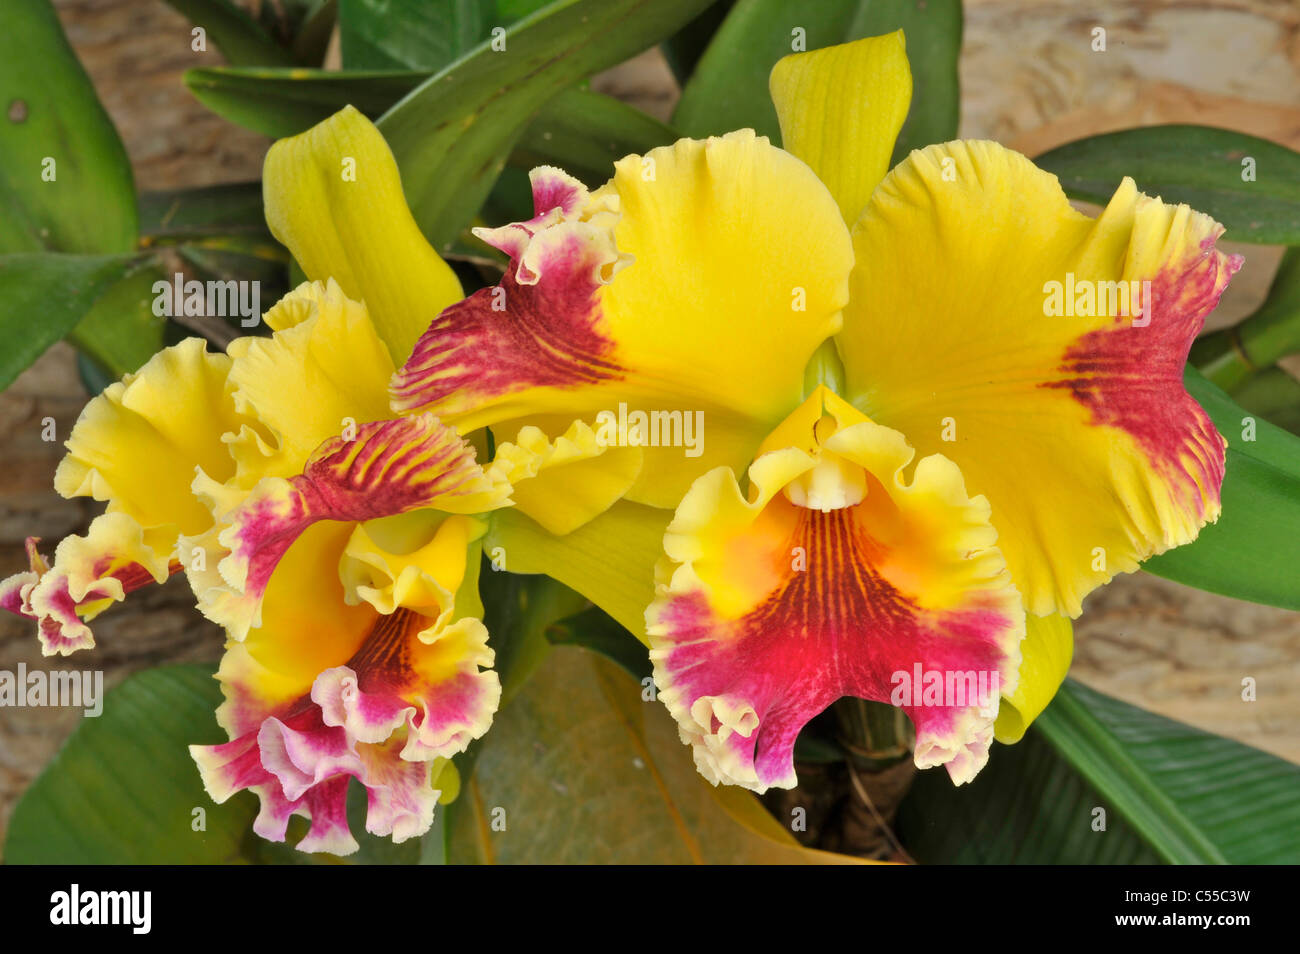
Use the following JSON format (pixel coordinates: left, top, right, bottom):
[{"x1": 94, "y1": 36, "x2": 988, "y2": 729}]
[
  {"x1": 0, "y1": 0, "x2": 136, "y2": 254},
  {"x1": 897, "y1": 680, "x2": 1300, "y2": 864},
  {"x1": 0, "y1": 253, "x2": 145, "y2": 390},
  {"x1": 1035, "y1": 126, "x2": 1300, "y2": 244},
  {"x1": 376, "y1": 0, "x2": 714, "y2": 251}
]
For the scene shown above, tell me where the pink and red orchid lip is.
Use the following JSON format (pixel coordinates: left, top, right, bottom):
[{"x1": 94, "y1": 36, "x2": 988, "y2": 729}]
[
  {"x1": 652, "y1": 505, "x2": 1020, "y2": 792},
  {"x1": 193, "y1": 606, "x2": 499, "y2": 855},
  {"x1": 648, "y1": 398, "x2": 1025, "y2": 793}
]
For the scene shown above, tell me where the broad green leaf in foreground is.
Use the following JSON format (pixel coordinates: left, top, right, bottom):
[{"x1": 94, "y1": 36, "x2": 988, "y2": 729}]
[
  {"x1": 1231, "y1": 367, "x2": 1300, "y2": 436},
  {"x1": 0, "y1": 0, "x2": 136, "y2": 254},
  {"x1": 1035, "y1": 125, "x2": 1300, "y2": 244},
  {"x1": 674, "y1": 0, "x2": 961, "y2": 163},
  {"x1": 0, "y1": 253, "x2": 144, "y2": 390},
  {"x1": 448, "y1": 646, "x2": 864, "y2": 863},
  {"x1": 376, "y1": 0, "x2": 714, "y2": 250},
  {"x1": 897, "y1": 680, "x2": 1300, "y2": 864},
  {"x1": 4, "y1": 665, "x2": 256, "y2": 864},
  {"x1": 1142, "y1": 368, "x2": 1300, "y2": 610},
  {"x1": 4, "y1": 664, "x2": 433, "y2": 864}
]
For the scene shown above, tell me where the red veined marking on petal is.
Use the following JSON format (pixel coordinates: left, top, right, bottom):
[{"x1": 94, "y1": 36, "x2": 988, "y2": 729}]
[
  {"x1": 392, "y1": 231, "x2": 625, "y2": 413},
  {"x1": 347, "y1": 607, "x2": 421, "y2": 694},
  {"x1": 278, "y1": 607, "x2": 423, "y2": 720},
  {"x1": 88, "y1": 557, "x2": 184, "y2": 594},
  {"x1": 1040, "y1": 243, "x2": 1238, "y2": 513}
]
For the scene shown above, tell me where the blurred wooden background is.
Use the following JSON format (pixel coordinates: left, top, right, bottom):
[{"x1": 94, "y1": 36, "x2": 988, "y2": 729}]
[{"x1": 2, "y1": 0, "x2": 1298, "y2": 847}]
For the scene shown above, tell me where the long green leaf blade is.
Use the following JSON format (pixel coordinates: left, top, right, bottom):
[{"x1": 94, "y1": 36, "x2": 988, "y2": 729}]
[
  {"x1": 897, "y1": 680, "x2": 1300, "y2": 863},
  {"x1": 1036, "y1": 126, "x2": 1300, "y2": 244},
  {"x1": 377, "y1": 0, "x2": 714, "y2": 250},
  {"x1": 0, "y1": 253, "x2": 143, "y2": 390},
  {"x1": 1142, "y1": 368, "x2": 1300, "y2": 609},
  {"x1": 0, "y1": 0, "x2": 136, "y2": 254}
]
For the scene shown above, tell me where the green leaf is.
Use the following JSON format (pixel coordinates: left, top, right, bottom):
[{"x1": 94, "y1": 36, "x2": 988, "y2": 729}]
[
  {"x1": 1232, "y1": 367, "x2": 1300, "y2": 436},
  {"x1": 1035, "y1": 126, "x2": 1300, "y2": 244},
  {"x1": 511, "y1": 88, "x2": 678, "y2": 186},
  {"x1": 477, "y1": 566, "x2": 589, "y2": 705},
  {"x1": 339, "y1": 0, "x2": 487, "y2": 70},
  {"x1": 0, "y1": 0, "x2": 136, "y2": 254},
  {"x1": 661, "y1": 0, "x2": 736, "y2": 85},
  {"x1": 289, "y1": 0, "x2": 338, "y2": 67},
  {"x1": 897, "y1": 680, "x2": 1300, "y2": 864},
  {"x1": 5, "y1": 665, "x2": 257, "y2": 863},
  {"x1": 447, "y1": 646, "x2": 861, "y2": 863},
  {"x1": 184, "y1": 67, "x2": 427, "y2": 138},
  {"x1": 162, "y1": 0, "x2": 296, "y2": 66},
  {"x1": 544, "y1": 605, "x2": 652, "y2": 681},
  {"x1": 377, "y1": 0, "x2": 714, "y2": 251},
  {"x1": 0, "y1": 253, "x2": 143, "y2": 390},
  {"x1": 5, "y1": 664, "x2": 444, "y2": 864},
  {"x1": 672, "y1": 0, "x2": 961, "y2": 160},
  {"x1": 1141, "y1": 367, "x2": 1300, "y2": 610},
  {"x1": 185, "y1": 64, "x2": 674, "y2": 190},
  {"x1": 1193, "y1": 246, "x2": 1300, "y2": 392},
  {"x1": 139, "y1": 182, "x2": 272, "y2": 243},
  {"x1": 68, "y1": 263, "x2": 169, "y2": 379}
]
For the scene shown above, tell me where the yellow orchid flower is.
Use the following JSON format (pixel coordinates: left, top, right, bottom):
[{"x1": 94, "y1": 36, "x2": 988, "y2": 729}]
[
  {"x1": 389, "y1": 33, "x2": 1239, "y2": 791},
  {"x1": 0, "y1": 111, "x2": 635, "y2": 854},
  {"x1": 1, "y1": 23, "x2": 1242, "y2": 844}
]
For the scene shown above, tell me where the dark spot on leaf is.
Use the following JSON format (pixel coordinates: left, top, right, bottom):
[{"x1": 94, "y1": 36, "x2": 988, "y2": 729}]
[{"x1": 8, "y1": 99, "x2": 27, "y2": 123}]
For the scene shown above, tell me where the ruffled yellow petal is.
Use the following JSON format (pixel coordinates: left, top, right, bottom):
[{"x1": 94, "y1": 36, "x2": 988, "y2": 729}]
[
  {"x1": 769, "y1": 31, "x2": 912, "y2": 225},
  {"x1": 54, "y1": 337, "x2": 242, "y2": 536},
  {"x1": 262, "y1": 105, "x2": 463, "y2": 363},
  {"x1": 225, "y1": 279, "x2": 397, "y2": 484},
  {"x1": 392, "y1": 135, "x2": 854, "y2": 507},
  {"x1": 5, "y1": 337, "x2": 237, "y2": 652},
  {"x1": 489, "y1": 419, "x2": 642, "y2": 535},
  {"x1": 994, "y1": 612, "x2": 1073, "y2": 744},
  {"x1": 840, "y1": 141, "x2": 1240, "y2": 617},
  {"x1": 340, "y1": 510, "x2": 485, "y2": 618}
]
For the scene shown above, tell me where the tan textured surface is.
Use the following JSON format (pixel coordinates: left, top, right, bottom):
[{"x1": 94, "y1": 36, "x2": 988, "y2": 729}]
[{"x1": 1, "y1": 1, "x2": 1298, "y2": 854}]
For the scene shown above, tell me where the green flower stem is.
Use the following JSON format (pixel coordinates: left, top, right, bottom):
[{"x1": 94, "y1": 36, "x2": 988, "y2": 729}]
[{"x1": 832, "y1": 697, "x2": 912, "y2": 772}]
